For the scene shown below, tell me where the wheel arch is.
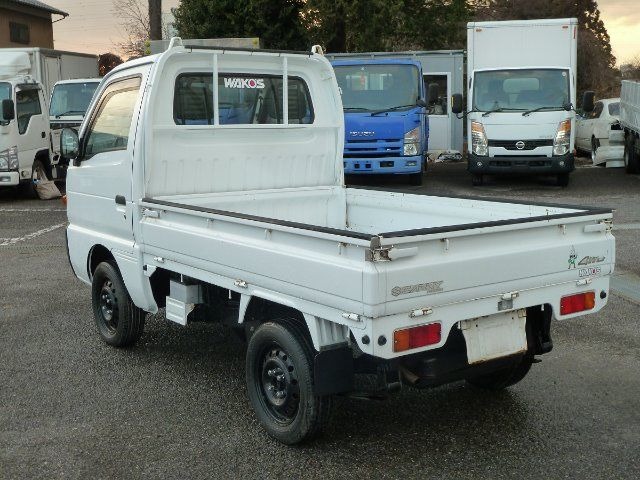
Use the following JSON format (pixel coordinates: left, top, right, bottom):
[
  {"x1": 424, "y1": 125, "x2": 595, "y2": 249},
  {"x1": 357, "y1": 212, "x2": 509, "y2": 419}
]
[
  {"x1": 87, "y1": 244, "x2": 114, "y2": 279},
  {"x1": 239, "y1": 294, "x2": 349, "y2": 351}
]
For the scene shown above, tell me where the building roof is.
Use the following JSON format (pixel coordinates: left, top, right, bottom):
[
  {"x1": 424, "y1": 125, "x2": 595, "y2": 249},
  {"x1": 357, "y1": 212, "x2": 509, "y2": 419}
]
[{"x1": 7, "y1": 0, "x2": 68, "y2": 16}]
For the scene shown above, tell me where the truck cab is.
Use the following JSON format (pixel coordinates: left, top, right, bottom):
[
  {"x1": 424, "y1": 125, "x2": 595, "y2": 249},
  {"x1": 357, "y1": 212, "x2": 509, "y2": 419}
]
[
  {"x1": 49, "y1": 78, "x2": 101, "y2": 175},
  {"x1": 464, "y1": 19, "x2": 578, "y2": 187},
  {"x1": 0, "y1": 53, "x2": 50, "y2": 193},
  {"x1": 331, "y1": 59, "x2": 429, "y2": 185}
]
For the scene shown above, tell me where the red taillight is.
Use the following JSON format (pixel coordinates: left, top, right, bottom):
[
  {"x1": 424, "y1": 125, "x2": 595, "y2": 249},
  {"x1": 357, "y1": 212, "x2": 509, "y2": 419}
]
[
  {"x1": 560, "y1": 291, "x2": 596, "y2": 315},
  {"x1": 393, "y1": 323, "x2": 441, "y2": 352}
]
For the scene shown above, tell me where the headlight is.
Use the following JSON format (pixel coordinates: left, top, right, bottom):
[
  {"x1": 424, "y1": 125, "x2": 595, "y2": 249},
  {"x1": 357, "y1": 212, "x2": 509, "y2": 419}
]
[
  {"x1": 553, "y1": 119, "x2": 571, "y2": 156},
  {"x1": 471, "y1": 121, "x2": 488, "y2": 156},
  {"x1": 0, "y1": 146, "x2": 18, "y2": 171},
  {"x1": 403, "y1": 126, "x2": 420, "y2": 156}
]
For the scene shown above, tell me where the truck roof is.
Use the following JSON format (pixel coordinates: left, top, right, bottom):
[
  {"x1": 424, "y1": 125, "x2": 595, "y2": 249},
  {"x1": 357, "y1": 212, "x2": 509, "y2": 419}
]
[
  {"x1": 330, "y1": 58, "x2": 422, "y2": 68},
  {"x1": 468, "y1": 18, "x2": 578, "y2": 28}
]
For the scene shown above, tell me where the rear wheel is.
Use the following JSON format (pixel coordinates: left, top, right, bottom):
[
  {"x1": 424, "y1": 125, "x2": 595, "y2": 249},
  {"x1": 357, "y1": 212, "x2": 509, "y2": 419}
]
[
  {"x1": 625, "y1": 133, "x2": 639, "y2": 174},
  {"x1": 466, "y1": 354, "x2": 534, "y2": 390},
  {"x1": 471, "y1": 173, "x2": 483, "y2": 186},
  {"x1": 246, "y1": 318, "x2": 331, "y2": 444},
  {"x1": 91, "y1": 261, "x2": 145, "y2": 347},
  {"x1": 556, "y1": 173, "x2": 570, "y2": 187}
]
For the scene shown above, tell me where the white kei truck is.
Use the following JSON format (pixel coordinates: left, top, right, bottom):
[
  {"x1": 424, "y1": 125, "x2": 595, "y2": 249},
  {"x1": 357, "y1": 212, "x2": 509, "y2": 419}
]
[
  {"x1": 63, "y1": 39, "x2": 615, "y2": 444},
  {"x1": 0, "y1": 48, "x2": 97, "y2": 194},
  {"x1": 454, "y1": 19, "x2": 578, "y2": 187}
]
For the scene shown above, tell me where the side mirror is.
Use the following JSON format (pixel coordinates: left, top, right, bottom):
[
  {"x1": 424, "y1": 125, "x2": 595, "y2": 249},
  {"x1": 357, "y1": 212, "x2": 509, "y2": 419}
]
[
  {"x1": 451, "y1": 93, "x2": 463, "y2": 114},
  {"x1": 416, "y1": 98, "x2": 428, "y2": 108},
  {"x1": 60, "y1": 128, "x2": 80, "y2": 160},
  {"x1": 427, "y1": 83, "x2": 440, "y2": 105},
  {"x1": 2, "y1": 99, "x2": 15, "y2": 121},
  {"x1": 582, "y1": 91, "x2": 595, "y2": 113}
]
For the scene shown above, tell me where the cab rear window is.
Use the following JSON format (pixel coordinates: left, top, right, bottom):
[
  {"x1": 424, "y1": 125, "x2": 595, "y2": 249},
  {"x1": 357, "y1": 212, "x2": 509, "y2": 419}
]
[{"x1": 174, "y1": 74, "x2": 314, "y2": 125}]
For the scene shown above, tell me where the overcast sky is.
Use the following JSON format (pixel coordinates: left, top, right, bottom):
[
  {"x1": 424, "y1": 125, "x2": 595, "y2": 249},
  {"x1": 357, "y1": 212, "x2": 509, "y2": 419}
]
[{"x1": 47, "y1": 0, "x2": 639, "y2": 64}]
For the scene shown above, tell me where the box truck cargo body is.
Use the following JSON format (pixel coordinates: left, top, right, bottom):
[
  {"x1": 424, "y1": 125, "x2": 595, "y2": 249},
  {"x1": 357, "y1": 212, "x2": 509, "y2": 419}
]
[{"x1": 465, "y1": 18, "x2": 578, "y2": 186}]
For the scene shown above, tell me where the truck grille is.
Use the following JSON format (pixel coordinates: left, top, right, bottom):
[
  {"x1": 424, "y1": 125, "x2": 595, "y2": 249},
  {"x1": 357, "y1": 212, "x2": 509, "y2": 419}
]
[
  {"x1": 488, "y1": 139, "x2": 553, "y2": 150},
  {"x1": 344, "y1": 138, "x2": 402, "y2": 158}
]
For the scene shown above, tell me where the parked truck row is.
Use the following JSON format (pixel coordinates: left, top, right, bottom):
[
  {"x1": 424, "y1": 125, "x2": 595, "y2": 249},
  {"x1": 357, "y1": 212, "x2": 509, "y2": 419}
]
[
  {"x1": 0, "y1": 48, "x2": 99, "y2": 194},
  {"x1": 61, "y1": 39, "x2": 615, "y2": 444}
]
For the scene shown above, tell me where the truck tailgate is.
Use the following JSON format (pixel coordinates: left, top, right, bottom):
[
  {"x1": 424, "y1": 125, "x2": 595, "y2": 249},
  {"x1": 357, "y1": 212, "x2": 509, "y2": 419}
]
[{"x1": 367, "y1": 211, "x2": 614, "y2": 318}]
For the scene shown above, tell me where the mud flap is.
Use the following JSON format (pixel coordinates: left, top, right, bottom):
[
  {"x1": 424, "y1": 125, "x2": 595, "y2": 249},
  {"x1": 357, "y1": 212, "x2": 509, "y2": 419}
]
[{"x1": 313, "y1": 345, "x2": 354, "y2": 396}]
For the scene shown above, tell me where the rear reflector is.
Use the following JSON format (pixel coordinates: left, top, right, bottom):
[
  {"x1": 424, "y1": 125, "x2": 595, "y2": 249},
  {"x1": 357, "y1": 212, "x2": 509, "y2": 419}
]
[
  {"x1": 560, "y1": 291, "x2": 595, "y2": 315},
  {"x1": 393, "y1": 323, "x2": 441, "y2": 352}
]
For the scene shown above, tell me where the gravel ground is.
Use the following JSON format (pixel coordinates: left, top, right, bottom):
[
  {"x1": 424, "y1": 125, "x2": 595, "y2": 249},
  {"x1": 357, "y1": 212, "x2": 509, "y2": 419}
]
[{"x1": 1, "y1": 161, "x2": 639, "y2": 479}]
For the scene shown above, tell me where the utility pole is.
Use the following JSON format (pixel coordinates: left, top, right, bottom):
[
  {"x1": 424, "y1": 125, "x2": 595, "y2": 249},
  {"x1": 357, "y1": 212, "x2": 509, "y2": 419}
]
[{"x1": 149, "y1": 0, "x2": 162, "y2": 40}]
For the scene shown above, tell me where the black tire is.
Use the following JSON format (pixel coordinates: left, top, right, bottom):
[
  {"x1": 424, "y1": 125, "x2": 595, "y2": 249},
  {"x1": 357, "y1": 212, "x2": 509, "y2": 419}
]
[
  {"x1": 91, "y1": 261, "x2": 145, "y2": 347},
  {"x1": 625, "y1": 133, "x2": 639, "y2": 174},
  {"x1": 556, "y1": 173, "x2": 570, "y2": 187},
  {"x1": 20, "y1": 159, "x2": 48, "y2": 199},
  {"x1": 246, "y1": 318, "x2": 331, "y2": 445},
  {"x1": 590, "y1": 136, "x2": 599, "y2": 163},
  {"x1": 471, "y1": 173, "x2": 483, "y2": 186},
  {"x1": 466, "y1": 354, "x2": 534, "y2": 390},
  {"x1": 408, "y1": 172, "x2": 423, "y2": 186}
]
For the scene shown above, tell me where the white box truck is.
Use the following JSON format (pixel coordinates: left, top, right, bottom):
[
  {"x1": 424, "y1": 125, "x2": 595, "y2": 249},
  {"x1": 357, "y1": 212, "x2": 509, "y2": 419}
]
[
  {"x1": 455, "y1": 18, "x2": 578, "y2": 186},
  {"x1": 0, "y1": 48, "x2": 97, "y2": 194},
  {"x1": 62, "y1": 40, "x2": 614, "y2": 444},
  {"x1": 620, "y1": 79, "x2": 640, "y2": 173}
]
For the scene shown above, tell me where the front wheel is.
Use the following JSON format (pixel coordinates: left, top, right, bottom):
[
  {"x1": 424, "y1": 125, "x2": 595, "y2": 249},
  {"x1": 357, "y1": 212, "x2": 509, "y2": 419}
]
[
  {"x1": 91, "y1": 261, "x2": 145, "y2": 347},
  {"x1": 20, "y1": 159, "x2": 48, "y2": 198},
  {"x1": 246, "y1": 318, "x2": 331, "y2": 444},
  {"x1": 408, "y1": 172, "x2": 423, "y2": 186},
  {"x1": 471, "y1": 173, "x2": 484, "y2": 186},
  {"x1": 556, "y1": 173, "x2": 570, "y2": 187},
  {"x1": 466, "y1": 354, "x2": 534, "y2": 390},
  {"x1": 625, "y1": 134, "x2": 639, "y2": 174},
  {"x1": 590, "y1": 137, "x2": 599, "y2": 163}
]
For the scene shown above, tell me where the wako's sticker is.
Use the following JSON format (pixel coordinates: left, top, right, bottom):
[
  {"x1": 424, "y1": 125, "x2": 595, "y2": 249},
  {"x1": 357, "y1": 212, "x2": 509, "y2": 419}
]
[{"x1": 223, "y1": 78, "x2": 265, "y2": 89}]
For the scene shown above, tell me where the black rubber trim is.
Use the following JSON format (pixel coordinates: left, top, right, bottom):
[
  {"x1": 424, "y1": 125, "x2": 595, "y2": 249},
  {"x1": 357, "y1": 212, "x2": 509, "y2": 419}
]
[
  {"x1": 64, "y1": 228, "x2": 77, "y2": 278},
  {"x1": 185, "y1": 45, "x2": 312, "y2": 56},
  {"x1": 142, "y1": 194, "x2": 612, "y2": 241},
  {"x1": 141, "y1": 197, "x2": 374, "y2": 241}
]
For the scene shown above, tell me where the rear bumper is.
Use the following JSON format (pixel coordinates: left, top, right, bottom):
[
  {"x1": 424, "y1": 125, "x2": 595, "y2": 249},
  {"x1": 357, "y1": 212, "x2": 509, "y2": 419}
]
[
  {"x1": 0, "y1": 171, "x2": 20, "y2": 187},
  {"x1": 343, "y1": 155, "x2": 422, "y2": 175},
  {"x1": 468, "y1": 153, "x2": 575, "y2": 175}
]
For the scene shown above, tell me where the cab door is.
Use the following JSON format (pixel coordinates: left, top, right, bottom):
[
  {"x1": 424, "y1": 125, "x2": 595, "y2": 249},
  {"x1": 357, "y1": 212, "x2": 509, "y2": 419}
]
[
  {"x1": 15, "y1": 85, "x2": 48, "y2": 178},
  {"x1": 66, "y1": 67, "x2": 148, "y2": 253}
]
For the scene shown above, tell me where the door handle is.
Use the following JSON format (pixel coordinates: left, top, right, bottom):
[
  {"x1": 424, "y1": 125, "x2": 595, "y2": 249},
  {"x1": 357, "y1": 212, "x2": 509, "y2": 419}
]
[
  {"x1": 41, "y1": 131, "x2": 46, "y2": 138},
  {"x1": 115, "y1": 195, "x2": 126, "y2": 205}
]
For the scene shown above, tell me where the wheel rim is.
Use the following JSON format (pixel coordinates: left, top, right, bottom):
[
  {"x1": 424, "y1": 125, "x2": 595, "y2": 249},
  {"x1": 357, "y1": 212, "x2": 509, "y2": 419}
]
[
  {"x1": 257, "y1": 343, "x2": 300, "y2": 424},
  {"x1": 32, "y1": 164, "x2": 45, "y2": 182},
  {"x1": 98, "y1": 279, "x2": 119, "y2": 333}
]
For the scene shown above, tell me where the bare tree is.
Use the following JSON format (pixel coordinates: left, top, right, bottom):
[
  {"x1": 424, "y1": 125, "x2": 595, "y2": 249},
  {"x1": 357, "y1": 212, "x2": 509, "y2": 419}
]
[{"x1": 113, "y1": 0, "x2": 150, "y2": 59}]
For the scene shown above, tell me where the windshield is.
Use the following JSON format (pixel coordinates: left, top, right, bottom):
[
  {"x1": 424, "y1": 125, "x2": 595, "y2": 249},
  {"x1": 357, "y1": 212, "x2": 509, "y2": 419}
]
[
  {"x1": 473, "y1": 69, "x2": 570, "y2": 112},
  {"x1": 334, "y1": 64, "x2": 420, "y2": 112},
  {"x1": 49, "y1": 81, "x2": 100, "y2": 117},
  {"x1": 0, "y1": 82, "x2": 11, "y2": 102},
  {"x1": 608, "y1": 102, "x2": 620, "y2": 116}
]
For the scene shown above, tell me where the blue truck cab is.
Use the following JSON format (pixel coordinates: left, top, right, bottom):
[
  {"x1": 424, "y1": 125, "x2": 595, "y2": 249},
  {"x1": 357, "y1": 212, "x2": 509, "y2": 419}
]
[{"x1": 331, "y1": 59, "x2": 429, "y2": 185}]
